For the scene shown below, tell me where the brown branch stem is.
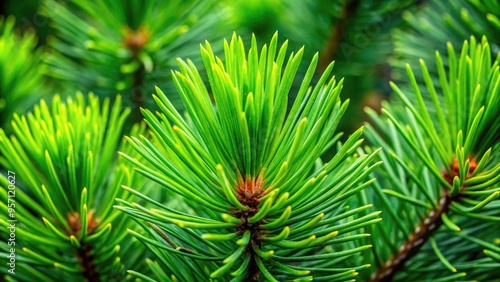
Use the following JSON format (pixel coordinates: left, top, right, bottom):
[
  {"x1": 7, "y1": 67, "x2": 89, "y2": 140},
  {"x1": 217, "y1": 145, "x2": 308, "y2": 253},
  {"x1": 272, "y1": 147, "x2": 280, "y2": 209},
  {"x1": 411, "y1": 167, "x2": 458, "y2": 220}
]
[
  {"x1": 235, "y1": 174, "x2": 265, "y2": 280},
  {"x1": 368, "y1": 157, "x2": 477, "y2": 281},
  {"x1": 368, "y1": 190, "x2": 455, "y2": 281},
  {"x1": 78, "y1": 242, "x2": 100, "y2": 282},
  {"x1": 124, "y1": 26, "x2": 150, "y2": 122},
  {"x1": 318, "y1": 0, "x2": 360, "y2": 71},
  {"x1": 68, "y1": 211, "x2": 100, "y2": 281}
]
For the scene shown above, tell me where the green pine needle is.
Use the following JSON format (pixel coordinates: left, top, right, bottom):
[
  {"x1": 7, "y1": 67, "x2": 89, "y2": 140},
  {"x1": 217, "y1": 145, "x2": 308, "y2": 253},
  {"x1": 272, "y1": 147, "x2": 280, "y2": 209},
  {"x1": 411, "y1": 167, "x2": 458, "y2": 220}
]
[{"x1": 120, "y1": 32, "x2": 379, "y2": 281}]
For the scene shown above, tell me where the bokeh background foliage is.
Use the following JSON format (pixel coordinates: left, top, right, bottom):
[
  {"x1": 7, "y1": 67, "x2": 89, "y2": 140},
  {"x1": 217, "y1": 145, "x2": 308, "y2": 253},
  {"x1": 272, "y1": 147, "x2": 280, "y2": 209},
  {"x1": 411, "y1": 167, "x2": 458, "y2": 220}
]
[
  {"x1": 1, "y1": 0, "x2": 424, "y2": 131},
  {"x1": 0, "y1": 0, "x2": 499, "y2": 281}
]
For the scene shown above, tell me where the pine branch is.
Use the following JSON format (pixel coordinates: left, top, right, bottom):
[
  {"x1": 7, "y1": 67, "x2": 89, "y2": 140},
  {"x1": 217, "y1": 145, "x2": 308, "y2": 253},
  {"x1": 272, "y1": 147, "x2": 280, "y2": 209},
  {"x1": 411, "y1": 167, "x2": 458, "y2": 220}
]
[
  {"x1": 370, "y1": 157, "x2": 479, "y2": 281},
  {"x1": 41, "y1": 0, "x2": 228, "y2": 112},
  {"x1": 0, "y1": 94, "x2": 150, "y2": 280},
  {"x1": 391, "y1": 0, "x2": 500, "y2": 97},
  {"x1": 124, "y1": 27, "x2": 149, "y2": 122},
  {"x1": 318, "y1": 0, "x2": 360, "y2": 71},
  {"x1": 370, "y1": 188, "x2": 454, "y2": 281},
  {"x1": 119, "y1": 32, "x2": 381, "y2": 281},
  {"x1": 68, "y1": 210, "x2": 101, "y2": 281},
  {"x1": 363, "y1": 36, "x2": 500, "y2": 281},
  {"x1": 78, "y1": 240, "x2": 100, "y2": 282},
  {"x1": 0, "y1": 16, "x2": 45, "y2": 129}
]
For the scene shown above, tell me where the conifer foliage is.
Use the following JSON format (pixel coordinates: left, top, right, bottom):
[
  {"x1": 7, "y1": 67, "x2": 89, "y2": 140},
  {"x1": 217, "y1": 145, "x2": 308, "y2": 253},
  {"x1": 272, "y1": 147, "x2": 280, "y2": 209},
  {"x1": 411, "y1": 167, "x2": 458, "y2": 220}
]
[
  {"x1": 391, "y1": 0, "x2": 500, "y2": 88},
  {"x1": 0, "y1": 94, "x2": 148, "y2": 281},
  {"x1": 117, "y1": 33, "x2": 381, "y2": 281},
  {"x1": 1, "y1": 1, "x2": 500, "y2": 281},
  {"x1": 0, "y1": 16, "x2": 45, "y2": 128},
  {"x1": 41, "y1": 0, "x2": 227, "y2": 119},
  {"x1": 362, "y1": 37, "x2": 500, "y2": 281}
]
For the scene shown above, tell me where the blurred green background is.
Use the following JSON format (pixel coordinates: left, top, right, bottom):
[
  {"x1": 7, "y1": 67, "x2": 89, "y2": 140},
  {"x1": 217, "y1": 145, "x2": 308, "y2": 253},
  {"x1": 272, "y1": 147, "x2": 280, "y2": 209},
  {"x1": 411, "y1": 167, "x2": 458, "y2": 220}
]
[{"x1": 3, "y1": 0, "x2": 495, "y2": 139}]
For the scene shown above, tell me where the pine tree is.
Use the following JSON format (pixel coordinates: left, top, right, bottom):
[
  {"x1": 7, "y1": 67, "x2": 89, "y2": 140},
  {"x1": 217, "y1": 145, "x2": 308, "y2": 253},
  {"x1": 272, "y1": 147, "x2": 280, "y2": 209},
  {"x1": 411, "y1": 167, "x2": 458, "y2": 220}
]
[
  {"x1": 40, "y1": 0, "x2": 230, "y2": 121},
  {"x1": 0, "y1": 94, "x2": 150, "y2": 281},
  {"x1": 391, "y1": 0, "x2": 500, "y2": 91},
  {"x1": 362, "y1": 36, "x2": 500, "y2": 281},
  {"x1": 0, "y1": 16, "x2": 45, "y2": 129},
  {"x1": 117, "y1": 33, "x2": 381, "y2": 281},
  {"x1": 1, "y1": 2, "x2": 500, "y2": 281}
]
